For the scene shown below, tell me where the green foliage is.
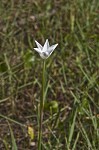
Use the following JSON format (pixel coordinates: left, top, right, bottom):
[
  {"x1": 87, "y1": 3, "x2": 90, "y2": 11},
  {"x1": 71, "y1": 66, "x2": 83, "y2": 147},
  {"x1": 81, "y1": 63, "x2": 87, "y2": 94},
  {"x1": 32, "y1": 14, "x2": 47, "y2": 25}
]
[
  {"x1": 0, "y1": 0, "x2": 99, "y2": 149},
  {"x1": 23, "y1": 50, "x2": 35, "y2": 69}
]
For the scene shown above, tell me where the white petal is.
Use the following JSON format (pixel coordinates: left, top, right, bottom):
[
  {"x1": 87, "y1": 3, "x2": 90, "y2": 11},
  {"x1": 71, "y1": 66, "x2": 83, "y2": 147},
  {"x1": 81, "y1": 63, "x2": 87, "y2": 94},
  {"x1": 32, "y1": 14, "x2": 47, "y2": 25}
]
[
  {"x1": 34, "y1": 48, "x2": 41, "y2": 53},
  {"x1": 47, "y1": 39, "x2": 50, "y2": 48},
  {"x1": 48, "y1": 44, "x2": 58, "y2": 53},
  {"x1": 42, "y1": 39, "x2": 49, "y2": 52},
  {"x1": 35, "y1": 40, "x2": 42, "y2": 50}
]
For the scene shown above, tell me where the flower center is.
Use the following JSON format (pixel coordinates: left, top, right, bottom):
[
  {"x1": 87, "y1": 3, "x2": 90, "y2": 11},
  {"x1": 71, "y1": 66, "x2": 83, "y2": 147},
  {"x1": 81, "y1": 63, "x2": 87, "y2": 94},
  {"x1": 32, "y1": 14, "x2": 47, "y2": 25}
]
[{"x1": 42, "y1": 52, "x2": 49, "y2": 57}]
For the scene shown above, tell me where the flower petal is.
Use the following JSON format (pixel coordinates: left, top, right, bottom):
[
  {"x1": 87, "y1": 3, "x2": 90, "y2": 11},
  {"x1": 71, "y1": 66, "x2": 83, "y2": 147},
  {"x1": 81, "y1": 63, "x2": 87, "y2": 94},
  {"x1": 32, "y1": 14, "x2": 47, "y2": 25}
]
[
  {"x1": 34, "y1": 48, "x2": 41, "y2": 53},
  {"x1": 47, "y1": 39, "x2": 50, "y2": 48},
  {"x1": 48, "y1": 44, "x2": 58, "y2": 53},
  {"x1": 35, "y1": 40, "x2": 42, "y2": 50},
  {"x1": 42, "y1": 39, "x2": 49, "y2": 52}
]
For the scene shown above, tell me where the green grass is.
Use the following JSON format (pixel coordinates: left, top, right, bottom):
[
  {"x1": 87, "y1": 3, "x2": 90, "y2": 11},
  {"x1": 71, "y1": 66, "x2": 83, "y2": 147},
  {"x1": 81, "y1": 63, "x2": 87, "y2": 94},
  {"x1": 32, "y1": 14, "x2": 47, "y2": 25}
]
[{"x1": 0, "y1": 0, "x2": 99, "y2": 149}]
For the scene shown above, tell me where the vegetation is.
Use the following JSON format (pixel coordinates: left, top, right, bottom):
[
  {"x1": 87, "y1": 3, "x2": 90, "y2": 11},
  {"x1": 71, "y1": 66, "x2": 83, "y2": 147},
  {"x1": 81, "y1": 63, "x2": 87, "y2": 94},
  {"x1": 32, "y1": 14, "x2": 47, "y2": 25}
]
[{"x1": 0, "y1": 0, "x2": 99, "y2": 149}]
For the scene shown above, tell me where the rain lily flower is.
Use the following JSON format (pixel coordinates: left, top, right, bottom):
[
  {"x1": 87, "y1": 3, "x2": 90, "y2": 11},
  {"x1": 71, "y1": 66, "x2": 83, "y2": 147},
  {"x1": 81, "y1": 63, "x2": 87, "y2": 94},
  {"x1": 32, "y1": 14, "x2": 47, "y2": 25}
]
[
  {"x1": 34, "y1": 39, "x2": 58, "y2": 59},
  {"x1": 34, "y1": 39, "x2": 58, "y2": 149}
]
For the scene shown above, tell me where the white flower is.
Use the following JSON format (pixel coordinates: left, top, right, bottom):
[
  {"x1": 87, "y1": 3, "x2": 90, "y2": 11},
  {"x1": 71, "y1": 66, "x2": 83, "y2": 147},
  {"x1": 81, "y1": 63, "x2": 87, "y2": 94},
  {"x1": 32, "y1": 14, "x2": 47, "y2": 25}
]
[{"x1": 34, "y1": 39, "x2": 58, "y2": 59}]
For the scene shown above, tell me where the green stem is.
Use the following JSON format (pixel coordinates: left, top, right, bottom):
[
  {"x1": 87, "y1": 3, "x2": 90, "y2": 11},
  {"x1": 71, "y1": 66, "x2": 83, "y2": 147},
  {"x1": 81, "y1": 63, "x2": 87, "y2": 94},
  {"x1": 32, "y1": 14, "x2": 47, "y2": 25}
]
[{"x1": 38, "y1": 60, "x2": 46, "y2": 150}]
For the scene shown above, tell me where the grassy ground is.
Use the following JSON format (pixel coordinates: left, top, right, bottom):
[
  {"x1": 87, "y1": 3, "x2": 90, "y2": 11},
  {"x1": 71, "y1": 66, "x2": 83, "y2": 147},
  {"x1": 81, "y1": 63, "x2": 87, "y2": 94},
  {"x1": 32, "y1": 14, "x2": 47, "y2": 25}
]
[{"x1": 0, "y1": 0, "x2": 99, "y2": 149}]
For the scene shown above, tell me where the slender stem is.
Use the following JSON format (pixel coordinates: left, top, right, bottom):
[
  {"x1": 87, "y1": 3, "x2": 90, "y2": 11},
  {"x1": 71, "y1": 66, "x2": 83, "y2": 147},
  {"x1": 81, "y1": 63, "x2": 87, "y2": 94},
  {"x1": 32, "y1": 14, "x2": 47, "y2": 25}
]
[{"x1": 38, "y1": 60, "x2": 46, "y2": 150}]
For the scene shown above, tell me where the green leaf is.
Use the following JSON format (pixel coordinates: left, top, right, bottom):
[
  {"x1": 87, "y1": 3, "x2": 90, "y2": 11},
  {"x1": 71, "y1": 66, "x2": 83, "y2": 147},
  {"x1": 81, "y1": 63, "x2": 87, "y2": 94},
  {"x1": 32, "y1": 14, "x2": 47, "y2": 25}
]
[{"x1": 8, "y1": 122, "x2": 18, "y2": 150}]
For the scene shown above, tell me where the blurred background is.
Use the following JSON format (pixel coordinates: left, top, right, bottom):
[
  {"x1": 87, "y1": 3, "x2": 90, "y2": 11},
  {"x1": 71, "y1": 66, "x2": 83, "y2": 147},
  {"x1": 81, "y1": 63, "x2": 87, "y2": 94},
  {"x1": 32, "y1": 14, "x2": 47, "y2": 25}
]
[{"x1": 0, "y1": 0, "x2": 99, "y2": 149}]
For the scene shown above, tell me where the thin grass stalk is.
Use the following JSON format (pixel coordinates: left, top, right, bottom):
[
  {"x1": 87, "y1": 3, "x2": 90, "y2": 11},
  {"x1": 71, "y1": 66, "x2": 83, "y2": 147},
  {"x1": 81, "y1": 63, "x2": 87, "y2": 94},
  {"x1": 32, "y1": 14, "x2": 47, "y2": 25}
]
[{"x1": 38, "y1": 60, "x2": 46, "y2": 150}]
